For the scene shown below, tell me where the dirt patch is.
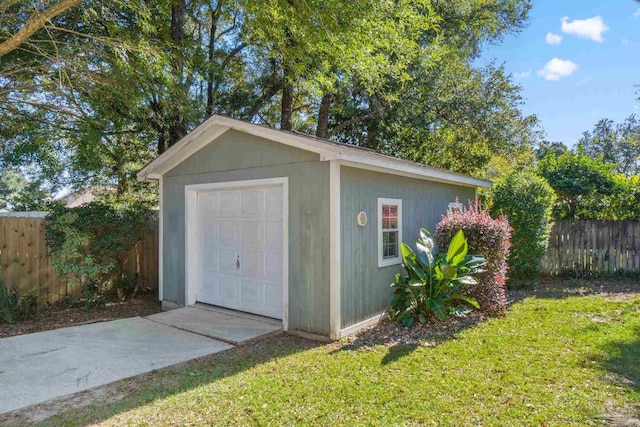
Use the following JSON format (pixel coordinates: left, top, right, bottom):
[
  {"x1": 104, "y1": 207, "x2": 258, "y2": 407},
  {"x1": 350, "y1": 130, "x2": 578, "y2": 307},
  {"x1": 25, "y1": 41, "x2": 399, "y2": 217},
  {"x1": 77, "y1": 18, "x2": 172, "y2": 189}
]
[{"x1": 0, "y1": 293, "x2": 161, "y2": 339}]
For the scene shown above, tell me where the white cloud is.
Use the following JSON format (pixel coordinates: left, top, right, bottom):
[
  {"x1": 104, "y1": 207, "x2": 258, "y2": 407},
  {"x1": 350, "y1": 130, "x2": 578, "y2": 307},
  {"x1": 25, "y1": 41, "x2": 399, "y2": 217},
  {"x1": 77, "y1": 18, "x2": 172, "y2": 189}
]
[
  {"x1": 561, "y1": 16, "x2": 609, "y2": 42},
  {"x1": 538, "y1": 58, "x2": 578, "y2": 81},
  {"x1": 634, "y1": 9, "x2": 640, "y2": 18},
  {"x1": 514, "y1": 70, "x2": 531, "y2": 79},
  {"x1": 546, "y1": 32, "x2": 563, "y2": 45}
]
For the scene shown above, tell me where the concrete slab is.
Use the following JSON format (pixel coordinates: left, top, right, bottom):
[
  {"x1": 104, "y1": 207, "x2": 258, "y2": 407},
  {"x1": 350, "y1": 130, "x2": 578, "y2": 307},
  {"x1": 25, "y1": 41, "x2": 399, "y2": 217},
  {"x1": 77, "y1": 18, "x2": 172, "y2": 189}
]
[
  {"x1": 0, "y1": 317, "x2": 231, "y2": 414},
  {"x1": 145, "y1": 306, "x2": 282, "y2": 344}
]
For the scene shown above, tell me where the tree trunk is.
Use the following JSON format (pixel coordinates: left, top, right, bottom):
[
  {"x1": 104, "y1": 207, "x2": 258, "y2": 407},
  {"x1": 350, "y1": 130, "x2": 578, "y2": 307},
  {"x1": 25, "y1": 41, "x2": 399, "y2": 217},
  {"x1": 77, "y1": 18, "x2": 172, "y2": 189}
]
[
  {"x1": 316, "y1": 93, "x2": 332, "y2": 138},
  {"x1": 168, "y1": 0, "x2": 187, "y2": 147},
  {"x1": 206, "y1": 5, "x2": 220, "y2": 117},
  {"x1": 280, "y1": 74, "x2": 293, "y2": 131}
]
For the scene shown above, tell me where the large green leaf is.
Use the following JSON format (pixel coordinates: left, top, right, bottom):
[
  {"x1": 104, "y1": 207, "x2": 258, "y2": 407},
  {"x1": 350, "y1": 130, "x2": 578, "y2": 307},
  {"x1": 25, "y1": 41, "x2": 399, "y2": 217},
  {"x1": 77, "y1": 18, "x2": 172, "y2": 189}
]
[
  {"x1": 451, "y1": 292, "x2": 480, "y2": 309},
  {"x1": 446, "y1": 230, "x2": 468, "y2": 265},
  {"x1": 426, "y1": 297, "x2": 447, "y2": 320}
]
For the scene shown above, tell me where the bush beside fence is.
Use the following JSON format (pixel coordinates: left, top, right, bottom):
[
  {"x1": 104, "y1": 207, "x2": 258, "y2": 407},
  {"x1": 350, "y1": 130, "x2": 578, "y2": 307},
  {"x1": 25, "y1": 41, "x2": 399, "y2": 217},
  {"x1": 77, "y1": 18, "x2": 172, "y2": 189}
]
[
  {"x1": 542, "y1": 220, "x2": 640, "y2": 277},
  {"x1": 0, "y1": 215, "x2": 158, "y2": 304}
]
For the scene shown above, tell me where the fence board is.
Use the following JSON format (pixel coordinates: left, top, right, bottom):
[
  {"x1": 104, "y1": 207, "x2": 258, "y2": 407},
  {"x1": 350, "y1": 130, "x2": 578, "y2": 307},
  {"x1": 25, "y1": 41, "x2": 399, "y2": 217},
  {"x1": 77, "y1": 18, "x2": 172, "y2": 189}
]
[
  {"x1": 543, "y1": 219, "x2": 640, "y2": 277},
  {"x1": 0, "y1": 216, "x2": 158, "y2": 304}
]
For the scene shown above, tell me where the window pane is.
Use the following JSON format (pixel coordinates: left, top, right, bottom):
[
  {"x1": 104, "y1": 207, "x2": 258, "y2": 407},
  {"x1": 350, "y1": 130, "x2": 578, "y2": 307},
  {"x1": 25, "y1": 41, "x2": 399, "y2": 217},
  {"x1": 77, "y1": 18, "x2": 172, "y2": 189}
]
[
  {"x1": 382, "y1": 218, "x2": 390, "y2": 229},
  {"x1": 382, "y1": 205, "x2": 390, "y2": 217},
  {"x1": 386, "y1": 243, "x2": 397, "y2": 257},
  {"x1": 382, "y1": 231, "x2": 399, "y2": 259},
  {"x1": 389, "y1": 217, "x2": 398, "y2": 229},
  {"x1": 389, "y1": 206, "x2": 398, "y2": 217}
]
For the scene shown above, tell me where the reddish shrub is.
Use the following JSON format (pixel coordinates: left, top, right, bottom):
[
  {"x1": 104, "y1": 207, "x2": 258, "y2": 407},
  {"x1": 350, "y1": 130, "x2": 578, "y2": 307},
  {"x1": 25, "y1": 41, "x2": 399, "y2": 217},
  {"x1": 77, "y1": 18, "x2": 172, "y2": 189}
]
[{"x1": 435, "y1": 200, "x2": 512, "y2": 314}]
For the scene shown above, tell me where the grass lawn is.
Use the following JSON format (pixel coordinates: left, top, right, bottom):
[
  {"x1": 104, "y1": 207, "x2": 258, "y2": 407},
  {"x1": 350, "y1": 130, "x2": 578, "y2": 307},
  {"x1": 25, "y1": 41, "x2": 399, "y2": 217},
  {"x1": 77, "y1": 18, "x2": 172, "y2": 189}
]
[{"x1": 15, "y1": 282, "x2": 640, "y2": 426}]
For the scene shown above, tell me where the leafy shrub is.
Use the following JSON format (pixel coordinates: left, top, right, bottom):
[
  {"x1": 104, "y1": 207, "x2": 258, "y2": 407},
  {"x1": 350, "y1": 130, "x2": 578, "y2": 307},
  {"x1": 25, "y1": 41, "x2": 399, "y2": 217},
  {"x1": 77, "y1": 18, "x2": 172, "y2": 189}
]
[
  {"x1": 44, "y1": 201, "x2": 156, "y2": 309},
  {"x1": 490, "y1": 172, "x2": 556, "y2": 281},
  {"x1": 0, "y1": 276, "x2": 38, "y2": 324},
  {"x1": 389, "y1": 229, "x2": 486, "y2": 327},
  {"x1": 435, "y1": 201, "x2": 511, "y2": 314}
]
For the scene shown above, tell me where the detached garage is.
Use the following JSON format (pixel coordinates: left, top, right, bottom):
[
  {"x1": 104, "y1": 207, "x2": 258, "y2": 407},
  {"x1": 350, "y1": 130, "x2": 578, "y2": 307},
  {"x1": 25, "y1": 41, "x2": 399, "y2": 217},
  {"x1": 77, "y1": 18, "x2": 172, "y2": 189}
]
[{"x1": 138, "y1": 115, "x2": 491, "y2": 339}]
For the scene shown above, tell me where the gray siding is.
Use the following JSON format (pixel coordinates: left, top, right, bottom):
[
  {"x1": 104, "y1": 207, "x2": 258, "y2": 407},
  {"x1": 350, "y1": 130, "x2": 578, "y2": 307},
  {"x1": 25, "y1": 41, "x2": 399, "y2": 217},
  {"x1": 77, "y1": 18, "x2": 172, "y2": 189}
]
[
  {"x1": 340, "y1": 166, "x2": 476, "y2": 329},
  {"x1": 163, "y1": 129, "x2": 330, "y2": 335}
]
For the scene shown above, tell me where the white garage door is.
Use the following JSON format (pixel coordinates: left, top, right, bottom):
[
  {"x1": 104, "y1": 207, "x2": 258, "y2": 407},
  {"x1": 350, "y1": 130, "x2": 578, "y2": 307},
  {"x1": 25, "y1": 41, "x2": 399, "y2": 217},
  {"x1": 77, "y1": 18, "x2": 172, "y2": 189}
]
[{"x1": 196, "y1": 186, "x2": 284, "y2": 319}]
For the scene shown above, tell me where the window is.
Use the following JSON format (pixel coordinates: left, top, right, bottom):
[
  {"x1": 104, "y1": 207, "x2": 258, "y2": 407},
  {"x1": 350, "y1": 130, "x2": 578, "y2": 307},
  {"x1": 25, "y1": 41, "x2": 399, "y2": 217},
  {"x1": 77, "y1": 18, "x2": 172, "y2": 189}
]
[
  {"x1": 448, "y1": 200, "x2": 464, "y2": 214},
  {"x1": 378, "y1": 198, "x2": 402, "y2": 267}
]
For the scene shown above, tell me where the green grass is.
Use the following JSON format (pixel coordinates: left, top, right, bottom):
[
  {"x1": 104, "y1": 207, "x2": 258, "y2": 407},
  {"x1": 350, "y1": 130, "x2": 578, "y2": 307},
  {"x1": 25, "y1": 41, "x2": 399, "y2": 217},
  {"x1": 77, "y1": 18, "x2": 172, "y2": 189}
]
[{"x1": 30, "y1": 291, "x2": 640, "y2": 426}]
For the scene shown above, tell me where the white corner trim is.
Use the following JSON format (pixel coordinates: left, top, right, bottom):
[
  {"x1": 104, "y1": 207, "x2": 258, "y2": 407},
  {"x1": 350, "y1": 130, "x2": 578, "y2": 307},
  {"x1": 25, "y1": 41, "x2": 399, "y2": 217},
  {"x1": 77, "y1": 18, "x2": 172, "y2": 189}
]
[
  {"x1": 329, "y1": 160, "x2": 341, "y2": 340},
  {"x1": 338, "y1": 312, "x2": 386, "y2": 338},
  {"x1": 377, "y1": 197, "x2": 403, "y2": 268},
  {"x1": 183, "y1": 177, "x2": 290, "y2": 331},
  {"x1": 158, "y1": 176, "x2": 164, "y2": 302}
]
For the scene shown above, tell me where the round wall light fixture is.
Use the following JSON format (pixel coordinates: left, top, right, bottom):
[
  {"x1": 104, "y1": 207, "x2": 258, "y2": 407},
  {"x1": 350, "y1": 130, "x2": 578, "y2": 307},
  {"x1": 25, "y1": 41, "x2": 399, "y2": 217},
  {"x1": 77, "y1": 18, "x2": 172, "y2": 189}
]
[{"x1": 357, "y1": 211, "x2": 368, "y2": 227}]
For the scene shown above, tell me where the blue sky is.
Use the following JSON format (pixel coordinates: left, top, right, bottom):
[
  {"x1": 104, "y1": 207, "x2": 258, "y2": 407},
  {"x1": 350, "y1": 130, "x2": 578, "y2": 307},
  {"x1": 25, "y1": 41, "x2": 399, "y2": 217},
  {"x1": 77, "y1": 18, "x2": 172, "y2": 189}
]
[{"x1": 477, "y1": 1, "x2": 640, "y2": 146}]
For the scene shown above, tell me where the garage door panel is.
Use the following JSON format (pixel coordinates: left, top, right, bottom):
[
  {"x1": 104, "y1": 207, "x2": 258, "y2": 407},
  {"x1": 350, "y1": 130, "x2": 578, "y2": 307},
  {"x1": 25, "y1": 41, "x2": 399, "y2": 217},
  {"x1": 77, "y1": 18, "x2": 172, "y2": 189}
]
[
  {"x1": 265, "y1": 220, "x2": 283, "y2": 251},
  {"x1": 199, "y1": 192, "x2": 219, "y2": 215},
  {"x1": 264, "y1": 253, "x2": 282, "y2": 282},
  {"x1": 264, "y1": 189, "x2": 283, "y2": 217},
  {"x1": 201, "y1": 219, "x2": 218, "y2": 244},
  {"x1": 202, "y1": 248, "x2": 219, "y2": 271},
  {"x1": 198, "y1": 273, "x2": 219, "y2": 301},
  {"x1": 241, "y1": 251, "x2": 264, "y2": 279},
  {"x1": 218, "y1": 221, "x2": 241, "y2": 247},
  {"x1": 240, "y1": 221, "x2": 265, "y2": 248},
  {"x1": 240, "y1": 279, "x2": 264, "y2": 304},
  {"x1": 241, "y1": 190, "x2": 265, "y2": 216},
  {"x1": 195, "y1": 184, "x2": 284, "y2": 320},
  {"x1": 218, "y1": 276, "x2": 240, "y2": 299},
  {"x1": 264, "y1": 283, "x2": 283, "y2": 310},
  {"x1": 219, "y1": 191, "x2": 241, "y2": 216}
]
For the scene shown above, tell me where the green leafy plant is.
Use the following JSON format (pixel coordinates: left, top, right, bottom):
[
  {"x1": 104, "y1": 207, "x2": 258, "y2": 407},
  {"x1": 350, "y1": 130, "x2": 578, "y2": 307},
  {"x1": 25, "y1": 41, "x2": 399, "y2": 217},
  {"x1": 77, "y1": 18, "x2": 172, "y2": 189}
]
[
  {"x1": 490, "y1": 171, "x2": 556, "y2": 281},
  {"x1": 44, "y1": 201, "x2": 156, "y2": 310},
  {"x1": 435, "y1": 201, "x2": 512, "y2": 313},
  {"x1": 0, "y1": 277, "x2": 38, "y2": 324},
  {"x1": 389, "y1": 229, "x2": 486, "y2": 327}
]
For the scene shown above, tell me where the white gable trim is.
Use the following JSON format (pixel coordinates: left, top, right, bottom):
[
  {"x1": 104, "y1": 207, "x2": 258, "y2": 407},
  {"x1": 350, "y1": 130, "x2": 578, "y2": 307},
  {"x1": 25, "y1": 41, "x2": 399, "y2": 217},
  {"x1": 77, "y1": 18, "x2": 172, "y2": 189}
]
[{"x1": 137, "y1": 115, "x2": 491, "y2": 189}]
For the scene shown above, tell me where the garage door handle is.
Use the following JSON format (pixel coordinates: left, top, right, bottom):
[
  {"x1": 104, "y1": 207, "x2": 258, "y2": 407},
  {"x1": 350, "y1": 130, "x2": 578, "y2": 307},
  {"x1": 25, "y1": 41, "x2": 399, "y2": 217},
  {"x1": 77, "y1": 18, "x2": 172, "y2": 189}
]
[{"x1": 236, "y1": 255, "x2": 240, "y2": 270}]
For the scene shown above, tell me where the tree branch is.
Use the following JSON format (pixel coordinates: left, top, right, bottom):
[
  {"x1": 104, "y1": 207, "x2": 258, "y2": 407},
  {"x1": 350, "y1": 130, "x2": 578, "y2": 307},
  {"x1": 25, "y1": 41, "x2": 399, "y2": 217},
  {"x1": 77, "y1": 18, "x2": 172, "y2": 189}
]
[{"x1": 0, "y1": 0, "x2": 83, "y2": 57}]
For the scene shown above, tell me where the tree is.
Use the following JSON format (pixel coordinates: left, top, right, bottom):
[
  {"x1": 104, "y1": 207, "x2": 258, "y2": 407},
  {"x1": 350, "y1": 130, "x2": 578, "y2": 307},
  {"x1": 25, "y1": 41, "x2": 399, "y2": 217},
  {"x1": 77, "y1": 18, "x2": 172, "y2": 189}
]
[
  {"x1": 538, "y1": 148, "x2": 618, "y2": 219},
  {"x1": 1, "y1": 0, "x2": 537, "y2": 206},
  {"x1": 579, "y1": 115, "x2": 640, "y2": 176}
]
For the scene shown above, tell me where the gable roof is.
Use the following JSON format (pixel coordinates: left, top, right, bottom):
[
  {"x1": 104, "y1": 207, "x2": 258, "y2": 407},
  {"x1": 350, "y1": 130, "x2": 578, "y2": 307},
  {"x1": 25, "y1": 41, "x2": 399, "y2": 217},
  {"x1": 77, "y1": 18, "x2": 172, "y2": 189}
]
[{"x1": 137, "y1": 115, "x2": 492, "y2": 189}]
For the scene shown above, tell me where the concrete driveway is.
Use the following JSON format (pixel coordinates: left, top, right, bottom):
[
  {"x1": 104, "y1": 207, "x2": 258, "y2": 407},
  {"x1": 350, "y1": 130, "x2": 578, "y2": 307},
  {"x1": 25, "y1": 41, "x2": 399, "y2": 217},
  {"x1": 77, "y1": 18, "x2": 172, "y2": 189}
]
[{"x1": 0, "y1": 316, "x2": 231, "y2": 414}]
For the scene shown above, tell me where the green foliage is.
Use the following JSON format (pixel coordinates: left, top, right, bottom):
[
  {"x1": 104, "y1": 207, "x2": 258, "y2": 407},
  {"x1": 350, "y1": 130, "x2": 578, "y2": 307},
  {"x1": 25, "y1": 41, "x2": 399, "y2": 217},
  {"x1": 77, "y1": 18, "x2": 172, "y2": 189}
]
[
  {"x1": 1, "y1": 0, "x2": 536, "y2": 203},
  {"x1": 538, "y1": 148, "x2": 619, "y2": 219},
  {"x1": 435, "y1": 202, "x2": 512, "y2": 312},
  {"x1": 0, "y1": 276, "x2": 38, "y2": 324},
  {"x1": 389, "y1": 229, "x2": 486, "y2": 327},
  {"x1": 44, "y1": 201, "x2": 156, "y2": 309},
  {"x1": 490, "y1": 172, "x2": 556, "y2": 280},
  {"x1": 579, "y1": 115, "x2": 640, "y2": 176}
]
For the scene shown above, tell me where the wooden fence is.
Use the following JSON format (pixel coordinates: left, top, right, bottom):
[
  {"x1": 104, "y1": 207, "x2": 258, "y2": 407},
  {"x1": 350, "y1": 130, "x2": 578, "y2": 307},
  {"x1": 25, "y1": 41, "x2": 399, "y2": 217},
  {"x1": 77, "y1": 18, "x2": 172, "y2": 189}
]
[
  {"x1": 0, "y1": 215, "x2": 158, "y2": 304},
  {"x1": 542, "y1": 220, "x2": 640, "y2": 276}
]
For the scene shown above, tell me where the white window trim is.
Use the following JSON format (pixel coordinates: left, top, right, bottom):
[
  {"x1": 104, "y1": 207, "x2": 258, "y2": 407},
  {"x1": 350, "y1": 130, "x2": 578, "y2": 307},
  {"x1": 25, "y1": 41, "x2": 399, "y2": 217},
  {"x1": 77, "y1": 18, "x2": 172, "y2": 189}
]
[
  {"x1": 448, "y1": 200, "x2": 464, "y2": 213},
  {"x1": 377, "y1": 197, "x2": 402, "y2": 268}
]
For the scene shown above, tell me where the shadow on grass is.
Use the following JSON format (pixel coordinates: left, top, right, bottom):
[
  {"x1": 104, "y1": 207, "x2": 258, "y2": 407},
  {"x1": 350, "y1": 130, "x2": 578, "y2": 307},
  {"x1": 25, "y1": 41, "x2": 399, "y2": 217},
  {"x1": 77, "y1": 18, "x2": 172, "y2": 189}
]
[
  {"x1": 507, "y1": 276, "x2": 640, "y2": 306},
  {"x1": 0, "y1": 333, "x2": 323, "y2": 427},
  {"x1": 603, "y1": 325, "x2": 640, "y2": 392},
  {"x1": 332, "y1": 313, "x2": 486, "y2": 367}
]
